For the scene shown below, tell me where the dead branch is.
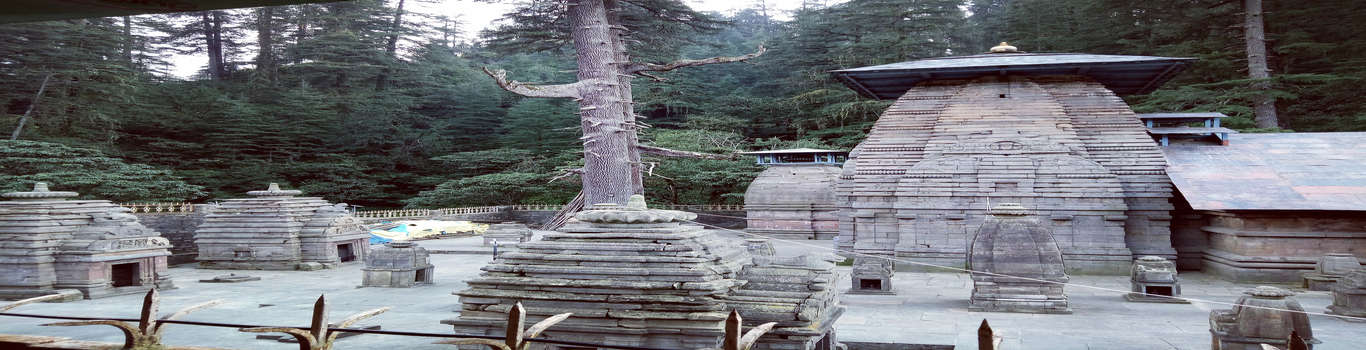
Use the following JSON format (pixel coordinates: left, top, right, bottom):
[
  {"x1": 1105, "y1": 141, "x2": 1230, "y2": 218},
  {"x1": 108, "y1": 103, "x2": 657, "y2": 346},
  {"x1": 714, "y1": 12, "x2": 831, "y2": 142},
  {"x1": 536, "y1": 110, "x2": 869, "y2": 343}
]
[
  {"x1": 626, "y1": 45, "x2": 766, "y2": 73},
  {"x1": 482, "y1": 67, "x2": 584, "y2": 99},
  {"x1": 635, "y1": 71, "x2": 667, "y2": 82},
  {"x1": 637, "y1": 144, "x2": 734, "y2": 160},
  {"x1": 10, "y1": 73, "x2": 55, "y2": 141},
  {"x1": 548, "y1": 168, "x2": 585, "y2": 183},
  {"x1": 640, "y1": 161, "x2": 673, "y2": 180}
]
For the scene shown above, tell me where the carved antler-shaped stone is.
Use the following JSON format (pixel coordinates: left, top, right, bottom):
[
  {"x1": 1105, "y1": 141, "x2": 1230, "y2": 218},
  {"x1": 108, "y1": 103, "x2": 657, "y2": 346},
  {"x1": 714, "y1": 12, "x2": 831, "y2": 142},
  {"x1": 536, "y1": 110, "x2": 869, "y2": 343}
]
[
  {"x1": 240, "y1": 295, "x2": 390, "y2": 350},
  {"x1": 436, "y1": 302, "x2": 572, "y2": 350},
  {"x1": 722, "y1": 310, "x2": 777, "y2": 350},
  {"x1": 41, "y1": 289, "x2": 223, "y2": 349},
  {"x1": 0, "y1": 293, "x2": 66, "y2": 312}
]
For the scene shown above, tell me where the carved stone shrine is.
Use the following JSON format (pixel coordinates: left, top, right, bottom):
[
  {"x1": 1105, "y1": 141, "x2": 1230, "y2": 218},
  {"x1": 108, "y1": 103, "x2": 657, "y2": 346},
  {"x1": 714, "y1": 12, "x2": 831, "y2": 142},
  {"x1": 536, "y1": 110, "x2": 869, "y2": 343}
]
[
  {"x1": 743, "y1": 149, "x2": 846, "y2": 240},
  {"x1": 362, "y1": 241, "x2": 434, "y2": 288},
  {"x1": 1209, "y1": 286, "x2": 1319, "y2": 349},
  {"x1": 968, "y1": 203, "x2": 1070, "y2": 314},
  {"x1": 1125, "y1": 256, "x2": 1186, "y2": 303},
  {"x1": 1327, "y1": 269, "x2": 1366, "y2": 319},
  {"x1": 482, "y1": 222, "x2": 532, "y2": 246},
  {"x1": 848, "y1": 257, "x2": 895, "y2": 295},
  {"x1": 444, "y1": 195, "x2": 842, "y2": 350},
  {"x1": 0, "y1": 182, "x2": 174, "y2": 300},
  {"x1": 1303, "y1": 253, "x2": 1360, "y2": 291},
  {"x1": 194, "y1": 183, "x2": 368, "y2": 270}
]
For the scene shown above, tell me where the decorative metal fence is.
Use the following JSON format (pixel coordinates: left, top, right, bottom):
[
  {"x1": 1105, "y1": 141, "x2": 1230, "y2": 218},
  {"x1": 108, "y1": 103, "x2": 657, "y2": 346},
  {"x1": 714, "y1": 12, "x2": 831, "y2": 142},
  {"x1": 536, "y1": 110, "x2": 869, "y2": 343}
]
[
  {"x1": 353, "y1": 204, "x2": 747, "y2": 221},
  {"x1": 0, "y1": 290, "x2": 1009, "y2": 350},
  {"x1": 118, "y1": 202, "x2": 197, "y2": 214}
]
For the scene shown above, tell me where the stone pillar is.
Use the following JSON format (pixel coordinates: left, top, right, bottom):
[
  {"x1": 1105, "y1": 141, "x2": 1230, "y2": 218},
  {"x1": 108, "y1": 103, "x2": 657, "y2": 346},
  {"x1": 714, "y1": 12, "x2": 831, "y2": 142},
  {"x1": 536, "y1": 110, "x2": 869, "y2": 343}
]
[{"x1": 1209, "y1": 286, "x2": 1319, "y2": 350}]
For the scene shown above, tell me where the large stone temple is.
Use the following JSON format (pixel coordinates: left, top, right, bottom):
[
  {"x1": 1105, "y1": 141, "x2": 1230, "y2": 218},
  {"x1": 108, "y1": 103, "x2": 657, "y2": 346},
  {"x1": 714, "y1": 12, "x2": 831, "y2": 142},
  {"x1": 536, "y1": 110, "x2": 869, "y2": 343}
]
[
  {"x1": 831, "y1": 44, "x2": 1187, "y2": 274},
  {"x1": 0, "y1": 183, "x2": 174, "y2": 300},
  {"x1": 194, "y1": 183, "x2": 370, "y2": 270},
  {"x1": 743, "y1": 148, "x2": 847, "y2": 240}
]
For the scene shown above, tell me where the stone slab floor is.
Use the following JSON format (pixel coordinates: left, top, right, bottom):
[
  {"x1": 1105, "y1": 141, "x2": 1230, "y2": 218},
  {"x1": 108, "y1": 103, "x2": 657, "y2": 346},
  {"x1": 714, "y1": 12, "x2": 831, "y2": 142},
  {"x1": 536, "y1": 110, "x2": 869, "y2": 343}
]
[{"x1": 1, "y1": 231, "x2": 1362, "y2": 350}]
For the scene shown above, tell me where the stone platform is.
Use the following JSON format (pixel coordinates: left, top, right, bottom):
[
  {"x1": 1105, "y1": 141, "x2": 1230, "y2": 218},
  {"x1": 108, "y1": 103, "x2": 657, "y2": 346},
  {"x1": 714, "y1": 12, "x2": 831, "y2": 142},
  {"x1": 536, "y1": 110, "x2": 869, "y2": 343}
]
[{"x1": 1, "y1": 232, "x2": 1363, "y2": 350}]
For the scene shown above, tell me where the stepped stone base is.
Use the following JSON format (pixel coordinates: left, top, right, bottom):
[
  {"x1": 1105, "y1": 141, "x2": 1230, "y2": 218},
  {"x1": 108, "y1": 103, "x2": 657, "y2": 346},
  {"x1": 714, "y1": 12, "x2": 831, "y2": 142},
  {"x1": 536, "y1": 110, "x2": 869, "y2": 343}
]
[{"x1": 0, "y1": 289, "x2": 83, "y2": 302}]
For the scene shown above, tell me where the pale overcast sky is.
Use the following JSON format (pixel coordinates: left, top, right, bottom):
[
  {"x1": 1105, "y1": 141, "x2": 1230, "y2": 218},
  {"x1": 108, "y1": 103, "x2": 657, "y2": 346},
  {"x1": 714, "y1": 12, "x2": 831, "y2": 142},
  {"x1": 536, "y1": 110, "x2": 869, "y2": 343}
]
[{"x1": 168, "y1": 0, "x2": 818, "y2": 77}]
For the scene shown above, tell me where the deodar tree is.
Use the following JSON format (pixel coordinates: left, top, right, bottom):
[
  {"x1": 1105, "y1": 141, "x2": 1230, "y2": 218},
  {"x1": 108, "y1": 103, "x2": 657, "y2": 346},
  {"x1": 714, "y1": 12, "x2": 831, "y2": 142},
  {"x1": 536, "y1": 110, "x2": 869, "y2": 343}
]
[{"x1": 481, "y1": 0, "x2": 763, "y2": 206}]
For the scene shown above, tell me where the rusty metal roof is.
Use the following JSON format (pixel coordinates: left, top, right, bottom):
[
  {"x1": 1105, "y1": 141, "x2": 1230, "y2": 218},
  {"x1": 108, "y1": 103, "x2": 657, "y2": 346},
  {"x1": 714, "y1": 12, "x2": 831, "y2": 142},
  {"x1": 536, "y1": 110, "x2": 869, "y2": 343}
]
[
  {"x1": 1164, "y1": 132, "x2": 1366, "y2": 211},
  {"x1": 833, "y1": 52, "x2": 1194, "y2": 99}
]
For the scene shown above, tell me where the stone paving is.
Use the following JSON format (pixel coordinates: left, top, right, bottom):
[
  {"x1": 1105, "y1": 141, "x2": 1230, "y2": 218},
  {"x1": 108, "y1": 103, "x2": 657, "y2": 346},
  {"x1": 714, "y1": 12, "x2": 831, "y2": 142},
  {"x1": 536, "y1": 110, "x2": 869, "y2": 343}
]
[{"x1": 1, "y1": 231, "x2": 1362, "y2": 349}]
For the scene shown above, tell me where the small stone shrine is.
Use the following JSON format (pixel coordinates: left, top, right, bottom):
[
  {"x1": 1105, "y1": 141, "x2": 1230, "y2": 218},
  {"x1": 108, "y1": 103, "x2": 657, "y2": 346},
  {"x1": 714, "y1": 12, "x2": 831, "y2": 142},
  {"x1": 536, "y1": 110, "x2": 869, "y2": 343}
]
[
  {"x1": 362, "y1": 241, "x2": 434, "y2": 288},
  {"x1": 445, "y1": 195, "x2": 842, "y2": 349},
  {"x1": 848, "y1": 257, "x2": 894, "y2": 295},
  {"x1": 482, "y1": 222, "x2": 532, "y2": 246},
  {"x1": 1303, "y1": 253, "x2": 1360, "y2": 291},
  {"x1": 1209, "y1": 286, "x2": 1319, "y2": 349},
  {"x1": 1126, "y1": 256, "x2": 1186, "y2": 303},
  {"x1": 1327, "y1": 269, "x2": 1366, "y2": 319},
  {"x1": 968, "y1": 203, "x2": 1070, "y2": 314},
  {"x1": 743, "y1": 149, "x2": 846, "y2": 240},
  {"x1": 0, "y1": 183, "x2": 174, "y2": 300},
  {"x1": 194, "y1": 183, "x2": 369, "y2": 270}
]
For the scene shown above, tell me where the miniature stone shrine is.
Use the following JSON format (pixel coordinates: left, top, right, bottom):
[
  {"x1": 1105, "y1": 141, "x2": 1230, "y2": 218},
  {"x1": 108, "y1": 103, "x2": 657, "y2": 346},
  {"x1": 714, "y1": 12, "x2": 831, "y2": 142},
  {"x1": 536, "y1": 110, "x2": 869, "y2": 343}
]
[
  {"x1": 968, "y1": 203, "x2": 1070, "y2": 313},
  {"x1": 0, "y1": 183, "x2": 174, "y2": 300},
  {"x1": 445, "y1": 195, "x2": 842, "y2": 349},
  {"x1": 361, "y1": 241, "x2": 434, "y2": 288},
  {"x1": 848, "y1": 257, "x2": 894, "y2": 295},
  {"x1": 832, "y1": 46, "x2": 1187, "y2": 274},
  {"x1": 1303, "y1": 253, "x2": 1360, "y2": 291},
  {"x1": 194, "y1": 183, "x2": 369, "y2": 270},
  {"x1": 481, "y1": 222, "x2": 532, "y2": 246},
  {"x1": 1327, "y1": 269, "x2": 1366, "y2": 318},
  {"x1": 1209, "y1": 286, "x2": 1319, "y2": 350},
  {"x1": 1126, "y1": 256, "x2": 1186, "y2": 303},
  {"x1": 745, "y1": 237, "x2": 776, "y2": 256},
  {"x1": 743, "y1": 149, "x2": 846, "y2": 240}
]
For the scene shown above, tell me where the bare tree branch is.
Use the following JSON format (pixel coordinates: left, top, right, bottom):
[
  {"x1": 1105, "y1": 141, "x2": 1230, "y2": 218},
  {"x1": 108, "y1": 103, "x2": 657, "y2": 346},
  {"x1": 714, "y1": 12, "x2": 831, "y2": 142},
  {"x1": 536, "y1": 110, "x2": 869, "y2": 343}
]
[
  {"x1": 547, "y1": 168, "x2": 585, "y2": 183},
  {"x1": 626, "y1": 45, "x2": 767, "y2": 73},
  {"x1": 482, "y1": 67, "x2": 584, "y2": 99},
  {"x1": 637, "y1": 144, "x2": 734, "y2": 160},
  {"x1": 635, "y1": 71, "x2": 667, "y2": 82}
]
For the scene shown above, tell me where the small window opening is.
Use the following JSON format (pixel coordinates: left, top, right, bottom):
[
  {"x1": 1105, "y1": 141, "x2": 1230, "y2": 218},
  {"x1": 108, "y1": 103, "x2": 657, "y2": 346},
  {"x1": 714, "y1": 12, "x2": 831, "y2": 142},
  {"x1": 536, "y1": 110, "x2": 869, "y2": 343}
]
[
  {"x1": 337, "y1": 243, "x2": 356, "y2": 262},
  {"x1": 415, "y1": 268, "x2": 430, "y2": 283},
  {"x1": 859, "y1": 279, "x2": 882, "y2": 290},
  {"x1": 1145, "y1": 286, "x2": 1174, "y2": 296},
  {"x1": 111, "y1": 263, "x2": 139, "y2": 287},
  {"x1": 998, "y1": 93, "x2": 1007, "y2": 98}
]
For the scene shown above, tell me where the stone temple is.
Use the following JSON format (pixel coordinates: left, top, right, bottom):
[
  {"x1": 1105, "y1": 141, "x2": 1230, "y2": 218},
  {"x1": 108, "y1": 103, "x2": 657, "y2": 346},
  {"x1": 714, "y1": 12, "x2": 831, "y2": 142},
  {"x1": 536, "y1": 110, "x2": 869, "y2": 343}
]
[
  {"x1": 831, "y1": 45, "x2": 1188, "y2": 274},
  {"x1": 0, "y1": 183, "x2": 174, "y2": 300},
  {"x1": 194, "y1": 183, "x2": 369, "y2": 270},
  {"x1": 743, "y1": 148, "x2": 847, "y2": 240},
  {"x1": 446, "y1": 195, "x2": 841, "y2": 350}
]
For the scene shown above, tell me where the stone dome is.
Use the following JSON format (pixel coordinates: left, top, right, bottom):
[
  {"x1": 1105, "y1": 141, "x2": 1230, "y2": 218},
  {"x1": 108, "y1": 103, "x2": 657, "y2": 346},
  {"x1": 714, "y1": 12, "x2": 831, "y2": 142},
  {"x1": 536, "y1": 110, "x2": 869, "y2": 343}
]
[
  {"x1": 969, "y1": 203, "x2": 1067, "y2": 283},
  {"x1": 744, "y1": 166, "x2": 842, "y2": 207}
]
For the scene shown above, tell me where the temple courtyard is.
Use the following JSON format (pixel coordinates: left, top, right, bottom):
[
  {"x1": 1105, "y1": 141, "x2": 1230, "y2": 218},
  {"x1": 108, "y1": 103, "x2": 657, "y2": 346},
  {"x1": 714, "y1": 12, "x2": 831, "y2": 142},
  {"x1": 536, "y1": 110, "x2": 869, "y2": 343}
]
[{"x1": 1, "y1": 231, "x2": 1361, "y2": 350}]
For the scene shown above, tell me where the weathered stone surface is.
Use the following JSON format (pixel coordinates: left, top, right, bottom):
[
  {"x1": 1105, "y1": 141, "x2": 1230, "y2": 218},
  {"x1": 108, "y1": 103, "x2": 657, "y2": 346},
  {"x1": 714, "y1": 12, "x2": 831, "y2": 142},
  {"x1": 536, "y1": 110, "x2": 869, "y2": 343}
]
[
  {"x1": 1210, "y1": 286, "x2": 1319, "y2": 349},
  {"x1": 0, "y1": 183, "x2": 174, "y2": 300},
  {"x1": 193, "y1": 183, "x2": 368, "y2": 270},
  {"x1": 362, "y1": 241, "x2": 434, "y2": 288},
  {"x1": 745, "y1": 164, "x2": 842, "y2": 240},
  {"x1": 849, "y1": 257, "x2": 894, "y2": 295},
  {"x1": 444, "y1": 195, "x2": 841, "y2": 350},
  {"x1": 1125, "y1": 256, "x2": 1186, "y2": 303},
  {"x1": 968, "y1": 203, "x2": 1070, "y2": 314},
  {"x1": 1327, "y1": 269, "x2": 1366, "y2": 319},
  {"x1": 1178, "y1": 210, "x2": 1366, "y2": 283},
  {"x1": 1302, "y1": 253, "x2": 1361, "y2": 291},
  {"x1": 197, "y1": 273, "x2": 260, "y2": 283},
  {"x1": 482, "y1": 222, "x2": 532, "y2": 246}
]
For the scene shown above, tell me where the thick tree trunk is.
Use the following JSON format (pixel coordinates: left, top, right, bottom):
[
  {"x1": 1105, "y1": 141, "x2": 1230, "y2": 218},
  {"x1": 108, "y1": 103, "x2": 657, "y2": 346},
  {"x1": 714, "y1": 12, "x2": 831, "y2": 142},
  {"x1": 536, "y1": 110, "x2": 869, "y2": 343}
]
[
  {"x1": 204, "y1": 11, "x2": 225, "y2": 80},
  {"x1": 257, "y1": 7, "x2": 278, "y2": 83},
  {"x1": 375, "y1": 0, "x2": 405, "y2": 91},
  {"x1": 1244, "y1": 0, "x2": 1278, "y2": 128},
  {"x1": 570, "y1": 0, "x2": 634, "y2": 206},
  {"x1": 603, "y1": 0, "x2": 645, "y2": 196},
  {"x1": 123, "y1": 16, "x2": 134, "y2": 68}
]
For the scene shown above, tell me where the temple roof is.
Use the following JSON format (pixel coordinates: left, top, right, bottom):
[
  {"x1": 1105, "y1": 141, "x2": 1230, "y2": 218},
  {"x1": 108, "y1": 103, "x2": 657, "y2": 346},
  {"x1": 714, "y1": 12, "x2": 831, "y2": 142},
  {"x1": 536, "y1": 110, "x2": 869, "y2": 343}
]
[
  {"x1": 1164, "y1": 132, "x2": 1366, "y2": 211},
  {"x1": 740, "y1": 148, "x2": 847, "y2": 154},
  {"x1": 833, "y1": 52, "x2": 1194, "y2": 99}
]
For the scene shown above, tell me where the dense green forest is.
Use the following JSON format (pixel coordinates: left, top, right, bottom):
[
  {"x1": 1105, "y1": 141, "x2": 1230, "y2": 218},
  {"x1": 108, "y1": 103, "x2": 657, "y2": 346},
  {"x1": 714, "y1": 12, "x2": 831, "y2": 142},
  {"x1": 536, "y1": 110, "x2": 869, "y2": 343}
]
[{"x1": 3, "y1": 0, "x2": 1364, "y2": 207}]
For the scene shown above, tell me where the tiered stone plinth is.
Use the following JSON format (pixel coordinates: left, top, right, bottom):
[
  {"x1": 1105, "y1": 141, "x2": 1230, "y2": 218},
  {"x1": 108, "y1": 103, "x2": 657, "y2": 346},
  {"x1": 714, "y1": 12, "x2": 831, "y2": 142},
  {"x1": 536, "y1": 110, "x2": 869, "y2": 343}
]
[
  {"x1": 1328, "y1": 269, "x2": 1366, "y2": 319},
  {"x1": 968, "y1": 203, "x2": 1070, "y2": 314},
  {"x1": 482, "y1": 222, "x2": 532, "y2": 246},
  {"x1": 745, "y1": 165, "x2": 841, "y2": 240},
  {"x1": 0, "y1": 183, "x2": 173, "y2": 300},
  {"x1": 723, "y1": 254, "x2": 843, "y2": 349},
  {"x1": 1303, "y1": 253, "x2": 1360, "y2": 291},
  {"x1": 445, "y1": 195, "x2": 841, "y2": 350},
  {"x1": 1126, "y1": 256, "x2": 1186, "y2": 303},
  {"x1": 1210, "y1": 286, "x2": 1319, "y2": 349},
  {"x1": 194, "y1": 183, "x2": 367, "y2": 270},
  {"x1": 362, "y1": 242, "x2": 434, "y2": 288}
]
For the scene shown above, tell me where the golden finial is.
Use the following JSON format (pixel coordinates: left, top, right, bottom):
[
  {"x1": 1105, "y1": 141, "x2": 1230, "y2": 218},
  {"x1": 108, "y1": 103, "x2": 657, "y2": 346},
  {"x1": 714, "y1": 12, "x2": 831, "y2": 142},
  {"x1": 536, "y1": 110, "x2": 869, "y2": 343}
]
[{"x1": 990, "y1": 42, "x2": 1019, "y2": 53}]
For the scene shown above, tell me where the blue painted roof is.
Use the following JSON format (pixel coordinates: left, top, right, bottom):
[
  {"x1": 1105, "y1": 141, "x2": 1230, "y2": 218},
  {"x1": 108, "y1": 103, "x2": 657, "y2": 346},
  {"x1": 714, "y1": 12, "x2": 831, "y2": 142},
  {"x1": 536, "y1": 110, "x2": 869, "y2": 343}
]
[{"x1": 833, "y1": 52, "x2": 1194, "y2": 99}]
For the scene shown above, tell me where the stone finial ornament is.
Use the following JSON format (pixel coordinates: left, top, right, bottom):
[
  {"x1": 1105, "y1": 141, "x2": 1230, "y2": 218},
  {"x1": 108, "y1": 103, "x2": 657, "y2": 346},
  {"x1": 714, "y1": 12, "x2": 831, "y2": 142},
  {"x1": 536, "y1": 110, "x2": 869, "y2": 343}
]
[
  {"x1": 990, "y1": 42, "x2": 1019, "y2": 53},
  {"x1": 1209, "y1": 286, "x2": 1319, "y2": 349},
  {"x1": 3, "y1": 182, "x2": 79, "y2": 200}
]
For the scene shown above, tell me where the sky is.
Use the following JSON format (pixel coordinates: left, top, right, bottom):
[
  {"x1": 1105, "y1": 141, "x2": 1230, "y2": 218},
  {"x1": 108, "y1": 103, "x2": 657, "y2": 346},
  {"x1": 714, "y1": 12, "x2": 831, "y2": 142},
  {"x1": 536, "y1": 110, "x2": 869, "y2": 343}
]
[{"x1": 169, "y1": 0, "x2": 816, "y2": 77}]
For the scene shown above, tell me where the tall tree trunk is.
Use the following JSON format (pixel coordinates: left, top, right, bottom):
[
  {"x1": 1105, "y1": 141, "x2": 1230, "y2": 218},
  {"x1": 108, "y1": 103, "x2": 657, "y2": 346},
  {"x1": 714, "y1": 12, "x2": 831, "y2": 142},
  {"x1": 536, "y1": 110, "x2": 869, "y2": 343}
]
[
  {"x1": 1244, "y1": 0, "x2": 1278, "y2": 128},
  {"x1": 603, "y1": 0, "x2": 645, "y2": 196},
  {"x1": 256, "y1": 7, "x2": 278, "y2": 83},
  {"x1": 203, "y1": 11, "x2": 225, "y2": 80},
  {"x1": 570, "y1": 0, "x2": 634, "y2": 205},
  {"x1": 294, "y1": 6, "x2": 309, "y2": 65},
  {"x1": 375, "y1": 0, "x2": 406, "y2": 91},
  {"x1": 10, "y1": 74, "x2": 54, "y2": 141},
  {"x1": 123, "y1": 16, "x2": 135, "y2": 68}
]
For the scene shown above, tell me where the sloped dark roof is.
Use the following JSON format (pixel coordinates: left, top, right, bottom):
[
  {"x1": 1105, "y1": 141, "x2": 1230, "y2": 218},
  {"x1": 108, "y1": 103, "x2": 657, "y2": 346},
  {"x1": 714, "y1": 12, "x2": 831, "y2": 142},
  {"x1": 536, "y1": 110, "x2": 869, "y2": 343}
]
[
  {"x1": 833, "y1": 53, "x2": 1194, "y2": 99},
  {"x1": 1165, "y1": 132, "x2": 1366, "y2": 211}
]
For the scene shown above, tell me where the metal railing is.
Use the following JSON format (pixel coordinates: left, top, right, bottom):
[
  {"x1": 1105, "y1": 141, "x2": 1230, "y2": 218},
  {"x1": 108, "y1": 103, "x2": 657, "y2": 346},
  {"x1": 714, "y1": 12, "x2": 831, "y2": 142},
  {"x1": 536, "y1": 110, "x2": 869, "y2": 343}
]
[
  {"x1": 118, "y1": 202, "x2": 197, "y2": 214},
  {"x1": 353, "y1": 204, "x2": 747, "y2": 221}
]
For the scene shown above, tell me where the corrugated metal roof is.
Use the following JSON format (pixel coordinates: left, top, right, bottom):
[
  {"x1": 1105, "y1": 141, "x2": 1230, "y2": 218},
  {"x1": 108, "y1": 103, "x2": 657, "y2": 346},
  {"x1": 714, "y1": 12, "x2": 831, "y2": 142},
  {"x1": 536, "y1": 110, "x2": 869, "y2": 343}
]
[
  {"x1": 833, "y1": 52, "x2": 1194, "y2": 99},
  {"x1": 740, "y1": 148, "x2": 847, "y2": 154},
  {"x1": 1165, "y1": 132, "x2": 1366, "y2": 211}
]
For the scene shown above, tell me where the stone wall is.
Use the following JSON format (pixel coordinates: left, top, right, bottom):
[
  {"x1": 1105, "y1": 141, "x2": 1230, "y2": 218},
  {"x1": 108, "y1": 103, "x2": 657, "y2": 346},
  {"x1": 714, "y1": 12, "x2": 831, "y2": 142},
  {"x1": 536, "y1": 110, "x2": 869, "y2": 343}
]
[
  {"x1": 1171, "y1": 208, "x2": 1366, "y2": 282},
  {"x1": 132, "y1": 204, "x2": 213, "y2": 265}
]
